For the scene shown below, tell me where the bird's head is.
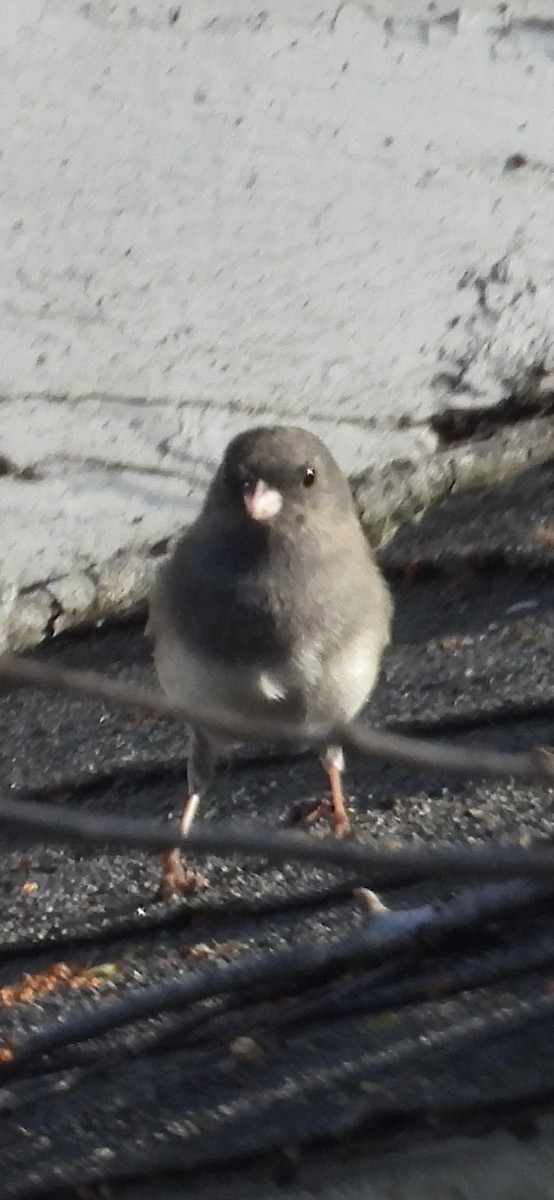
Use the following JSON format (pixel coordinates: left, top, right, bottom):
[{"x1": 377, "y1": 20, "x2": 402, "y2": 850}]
[{"x1": 207, "y1": 425, "x2": 354, "y2": 535}]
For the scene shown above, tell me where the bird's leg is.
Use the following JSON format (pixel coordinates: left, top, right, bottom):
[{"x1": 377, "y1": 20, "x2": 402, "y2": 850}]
[
  {"x1": 159, "y1": 730, "x2": 215, "y2": 898},
  {"x1": 160, "y1": 792, "x2": 206, "y2": 897},
  {"x1": 325, "y1": 754, "x2": 351, "y2": 838},
  {"x1": 300, "y1": 746, "x2": 351, "y2": 838}
]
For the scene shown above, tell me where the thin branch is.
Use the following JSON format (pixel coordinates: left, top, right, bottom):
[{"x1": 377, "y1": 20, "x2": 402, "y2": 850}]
[
  {"x1": 2, "y1": 791, "x2": 554, "y2": 884},
  {"x1": 6, "y1": 990, "x2": 554, "y2": 1196},
  {"x1": 57, "y1": 959, "x2": 406, "y2": 1084},
  {"x1": 4, "y1": 878, "x2": 551, "y2": 1074},
  {"x1": 1, "y1": 654, "x2": 554, "y2": 785},
  {"x1": 274, "y1": 930, "x2": 554, "y2": 1031}
]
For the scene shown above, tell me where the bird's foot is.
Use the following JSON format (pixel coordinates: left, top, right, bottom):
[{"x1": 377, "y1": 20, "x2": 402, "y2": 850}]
[
  {"x1": 291, "y1": 797, "x2": 353, "y2": 838},
  {"x1": 158, "y1": 850, "x2": 208, "y2": 900},
  {"x1": 331, "y1": 810, "x2": 353, "y2": 839}
]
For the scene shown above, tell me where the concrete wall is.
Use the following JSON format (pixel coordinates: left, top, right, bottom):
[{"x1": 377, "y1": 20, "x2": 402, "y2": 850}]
[{"x1": 1, "y1": 0, "x2": 553, "y2": 646}]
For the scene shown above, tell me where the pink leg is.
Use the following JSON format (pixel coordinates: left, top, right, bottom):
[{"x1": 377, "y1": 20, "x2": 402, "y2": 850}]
[
  {"x1": 159, "y1": 792, "x2": 207, "y2": 898},
  {"x1": 300, "y1": 746, "x2": 352, "y2": 838}
]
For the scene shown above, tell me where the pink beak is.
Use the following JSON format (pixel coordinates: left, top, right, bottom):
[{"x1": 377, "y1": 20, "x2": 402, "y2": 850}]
[{"x1": 243, "y1": 479, "x2": 283, "y2": 522}]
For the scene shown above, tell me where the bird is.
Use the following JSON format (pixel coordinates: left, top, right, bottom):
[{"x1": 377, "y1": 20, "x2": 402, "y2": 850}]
[{"x1": 148, "y1": 425, "x2": 393, "y2": 897}]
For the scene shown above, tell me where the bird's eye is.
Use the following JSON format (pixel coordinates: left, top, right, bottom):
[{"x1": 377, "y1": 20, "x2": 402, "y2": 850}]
[{"x1": 302, "y1": 466, "x2": 316, "y2": 488}]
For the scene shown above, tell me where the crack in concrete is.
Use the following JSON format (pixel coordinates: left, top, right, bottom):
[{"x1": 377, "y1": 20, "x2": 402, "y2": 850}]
[
  {"x1": 38, "y1": 455, "x2": 195, "y2": 481},
  {"x1": 353, "y1": 415, "x2": 554, "y2": 546},
  {"x1": 2, "y1": 1, "x2": 554, "y2": 654}
]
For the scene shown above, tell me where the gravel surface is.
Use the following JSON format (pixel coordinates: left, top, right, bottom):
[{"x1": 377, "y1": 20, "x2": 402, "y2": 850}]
[{"x1": 0, "y1": 461, "x2": 554, "y2": 1197}]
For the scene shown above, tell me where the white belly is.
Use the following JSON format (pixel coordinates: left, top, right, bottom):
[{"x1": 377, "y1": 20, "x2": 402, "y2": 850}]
[
  {"x1": 298, "y1": 626, "x2": 382, "y2": 727},
  {"x1": 154, "y1": 623, "x2": 381, "y2": 742}
]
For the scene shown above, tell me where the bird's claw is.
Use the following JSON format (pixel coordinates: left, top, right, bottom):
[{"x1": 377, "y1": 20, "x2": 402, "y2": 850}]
[
  {"x1": 291, "y1": 797, "x2": 353, "y2": 838},
  {"x1": 158, "y1": 851, "x2": 208, "y2": 899},
  {"x1": 332, "y1": 814, "x2": 353, "y2": 839}
]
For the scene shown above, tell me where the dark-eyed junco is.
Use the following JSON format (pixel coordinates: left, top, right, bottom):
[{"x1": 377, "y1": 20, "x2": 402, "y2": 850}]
[{"x1": 149, "y1": 425, "x2": 392, "y2": 896}]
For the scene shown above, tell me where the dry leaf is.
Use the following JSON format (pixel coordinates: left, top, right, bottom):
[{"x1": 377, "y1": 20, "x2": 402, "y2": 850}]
[
  {"x1": 85, "y1": 963, "x2": 120, "y2": 979},
  {"x1": 365, "y1": 1013, "x2": 398, "y2": 1033},
  {"x1": 359, "y1": 1080, "x2": 395, "y2": 1100},
  {"x1": 439, "y1": 635, "x2": 473, "y2": 651},
  {"x1": 534, "y1": 526, "x2": 554, "y2": 549},
  {"x1": 229, "y1": 1036, "x2": 264, "y2": 1062},
  {"x1": 181, "y1": 941, "x2": 244, "y2": 963},
  {"x1": 0, "y1": 961, "x2": 120, "y2": 1007}
]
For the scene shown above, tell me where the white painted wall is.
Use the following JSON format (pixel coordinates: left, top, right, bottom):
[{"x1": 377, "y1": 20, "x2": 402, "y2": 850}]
[{"x1": 0, "y1": 0, "x2": 553, "y2": 645}]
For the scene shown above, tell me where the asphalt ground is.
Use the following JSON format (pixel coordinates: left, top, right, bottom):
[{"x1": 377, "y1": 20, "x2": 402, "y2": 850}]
[{"x1": 0, "y1": 460, "x2": 554, "y2": 1198}]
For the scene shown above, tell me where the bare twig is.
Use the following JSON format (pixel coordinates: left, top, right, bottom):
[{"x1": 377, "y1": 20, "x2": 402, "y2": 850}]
[
  {"x1": 1, "y1": 653, "x2": 554, "y2": 785},
  {"x1": 1, "y1": 656, "x2": 552, "y2": 912},
  {"x1": 4, "y1": 878, "x2": 551, "y2": 1074},
  {"x1": 2, "y1": 791, "x2": 554, "y2": 883},
  {"x1": 6, "y1": 989, "x2": 554, "y2": 1195},
  {"x1": 274, "y1": 930, "x2": 554, "y2": 1031}
]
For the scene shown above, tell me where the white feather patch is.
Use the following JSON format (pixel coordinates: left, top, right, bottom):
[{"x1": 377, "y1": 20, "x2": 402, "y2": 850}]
[{"x1": 258, "y1": 671, "x2": 287, "y2": 702}]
